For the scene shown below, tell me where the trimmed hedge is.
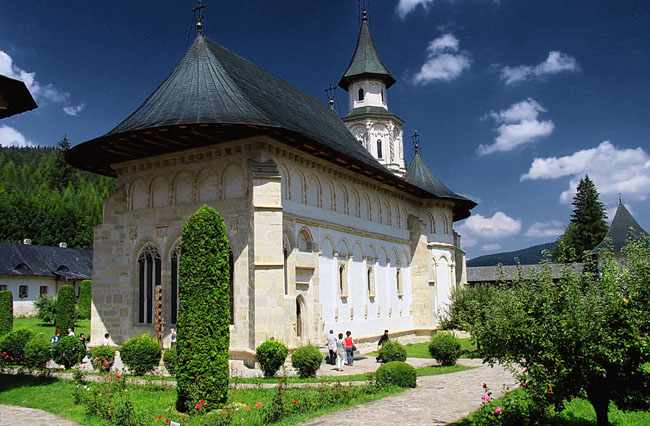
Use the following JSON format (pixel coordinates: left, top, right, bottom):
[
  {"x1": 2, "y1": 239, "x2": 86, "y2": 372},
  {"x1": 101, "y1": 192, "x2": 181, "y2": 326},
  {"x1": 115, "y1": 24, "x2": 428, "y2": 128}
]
[
  {"x1": 291, "y1": 344, "x2": 323, "y2": 378},
  {"x1": 428, "y1": 332, "x2": 462, "y2": 366},
  {"x1": 375, "y1": 361, "x2": 417, "y2": 388},
  {"x1": 163, "y1": 347, "x2": 177, "y2": 376},
  {"x1": 176, "y1": 205, "x2": 232, "y2": 412},
  {"x1": 52, "y1": 335, "x2": 85, "y2": 369},
  {"x1": 24, "y1": 333, "x2": 52, "y2": 370},
  {"x1": 77, "y1": 280, "x2": 92, "y2": 320},
  {"x1": 120, "y1": 334, "x2": 161, "y2": 376},
  {"x1": 55, "y1": 285, "x2": 76, "y2": 333},
  {"x1": 256, "y1": 339, "x2": 289, "y2": 377},
  {"x1": 90, "y1": 345, "x2": 116, "y2": 372},
  {"x1": 34, "y1": 295, "x2": 56, "y2": 325},
  {"x1": 0, "y1": 290, "x2": 12, "y2": 336},
  {"x1": 0, "y1": 329, "x2": 33, "y2": 364},
  {"x1": 377, "y1": 341, "x2": 407, "y2": 363}
]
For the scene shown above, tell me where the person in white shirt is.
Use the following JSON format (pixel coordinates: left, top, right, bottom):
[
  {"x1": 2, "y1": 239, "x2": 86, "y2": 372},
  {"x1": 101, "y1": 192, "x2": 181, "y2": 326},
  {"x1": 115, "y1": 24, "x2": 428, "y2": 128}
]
[
  {"x1": 102, "y1": 332, "x2": 111, "y2": 346},
  {"x1": 326, "y1": 330, "x2": 338, "y2": 366}
]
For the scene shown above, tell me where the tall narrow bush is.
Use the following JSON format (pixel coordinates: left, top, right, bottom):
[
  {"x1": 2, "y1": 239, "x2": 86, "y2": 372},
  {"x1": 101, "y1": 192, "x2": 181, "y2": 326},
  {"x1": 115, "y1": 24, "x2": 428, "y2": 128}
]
[
  {"x1": 0, "y1": 290, "x2": 13, "y2": 336},
  {"x1": 55, "y1": 285, "x2": 76, "y2": 333},
  {"x1": 77, "y1": 280, "x2": 92, "y2": 320},
  {"x1": 176, "y1": 205, "x2": 231, "y2": 412}
]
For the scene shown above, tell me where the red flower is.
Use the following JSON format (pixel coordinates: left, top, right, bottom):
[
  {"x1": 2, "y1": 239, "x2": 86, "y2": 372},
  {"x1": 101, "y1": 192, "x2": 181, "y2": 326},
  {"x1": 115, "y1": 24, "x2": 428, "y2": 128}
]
[
  {"x1": 194, "y1": 399, "x2": 207, "y2": 410},
  {"x1": 292, "y1": 399, "x2": 300, "y2": 405},
  {"x1": 255, "y1": 401, "x2": 264, "y2": 409},
  {"x1": 494, "y1": 406, "x2": 503, "y2": 415}
]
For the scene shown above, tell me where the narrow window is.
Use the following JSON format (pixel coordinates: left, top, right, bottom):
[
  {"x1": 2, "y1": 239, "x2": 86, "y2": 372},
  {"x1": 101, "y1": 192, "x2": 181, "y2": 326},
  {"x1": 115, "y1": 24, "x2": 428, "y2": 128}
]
[
  {"x1": 396, "y1": 268, "x2": 402, "y2": 296},
  {"x1": 377, "y1": 140, "x2": 383, "y2": 159},
  {"x1": 296, "y1": 297, "x2": 302, "y2": 337},
  {"x1": 138, "y1": 246, "x2": 161, "y2": 324},
  {"x1": 358, "y1": 88, "x2": 364, "y2": 101},
  {"x1": 229, "y1": 250, "x2": 234, "y2": 325},
  {"x1": 283, "y1": 248, "x2": 289, "y2": 296},
  {"x1": 39, "y1": 286, "x2": 48, "y2": 297},
  {"x1": 18, "y1": 285, "x2": 28, "y2": 299},
  {"x1": 381, "y1": 90, "x2": 384, "y2": 102},
  {"x1": 171, "y1": 247, "x2": 179, "y2": 324},
  {"x1": 339, "y1": 265, "x2": 345, "y2": 295}
]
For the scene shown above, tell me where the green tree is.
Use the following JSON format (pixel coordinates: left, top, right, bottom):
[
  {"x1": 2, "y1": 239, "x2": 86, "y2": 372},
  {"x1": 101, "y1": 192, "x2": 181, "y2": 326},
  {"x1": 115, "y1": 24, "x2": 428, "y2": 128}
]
[
  {"x1": 0, "y1": 290, "x2": 13, "y2": 336},
  {"x1": 176, "y1": 205, "x2": 231, "y2": 412},
  {"x1": 473, "y1": 239, "x2": 650, "y2": 426},
  {"x1": 49, "y1": 135, "x2": 76, "y2": 191},
  {"x1": 77, "y1": 280, "x2": 92, "y2": 320},
  {"x1": 55, "y1": 285, "x2": 76, "y2": 333},
  {"x1": 555, "y1": 175, "x2": 608, "y2": 262}
]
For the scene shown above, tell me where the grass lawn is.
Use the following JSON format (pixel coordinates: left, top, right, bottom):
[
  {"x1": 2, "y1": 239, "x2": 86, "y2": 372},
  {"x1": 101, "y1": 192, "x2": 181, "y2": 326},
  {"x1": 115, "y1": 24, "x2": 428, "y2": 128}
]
[
  {"x1": 370, "y1": 337, "x2": 481, "y2": 359},
  {"x1": 13, "y1": 317, "x2": 90, "y2": 339},
  {"x1": 0, "y1": 374, "x2": 403, "y2": 426}
]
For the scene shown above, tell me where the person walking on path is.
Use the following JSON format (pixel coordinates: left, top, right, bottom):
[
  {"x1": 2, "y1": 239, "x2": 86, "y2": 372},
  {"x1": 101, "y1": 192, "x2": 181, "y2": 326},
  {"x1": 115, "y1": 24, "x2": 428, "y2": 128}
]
[
  {"x1": 344, "y1": 331, "x2": 355, "y2": 366},
  {"x1": 376, "y1": 330, "x2": 390, "y2": 362},
  {"x1": 336, "y1": 333, "x2": 346, "y2": 371},
  {"x1": 326, "y1": 330, "x2": 338, "y2": 366}
]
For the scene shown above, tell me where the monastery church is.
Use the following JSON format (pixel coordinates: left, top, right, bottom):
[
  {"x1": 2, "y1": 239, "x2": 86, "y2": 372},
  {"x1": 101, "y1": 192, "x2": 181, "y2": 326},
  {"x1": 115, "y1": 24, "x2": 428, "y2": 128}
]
[{"x1": 67, "y1": 9, "x2": 476, "y2": 359}]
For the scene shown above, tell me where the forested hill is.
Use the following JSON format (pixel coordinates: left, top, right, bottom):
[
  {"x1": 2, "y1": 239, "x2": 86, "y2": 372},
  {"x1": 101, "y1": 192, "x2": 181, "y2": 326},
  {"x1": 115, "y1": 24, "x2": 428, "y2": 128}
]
[
  {"x1": 467, "y1": 242, "x2": 557, "y2": 267},
  {"x1": 0, "y1": 145, "x2": 113, "y2": 249}
]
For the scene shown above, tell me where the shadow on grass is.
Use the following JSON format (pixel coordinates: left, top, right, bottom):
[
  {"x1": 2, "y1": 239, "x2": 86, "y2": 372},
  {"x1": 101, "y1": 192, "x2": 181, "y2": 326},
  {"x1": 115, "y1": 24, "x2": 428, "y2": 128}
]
[{"x1": 0, "y1": 374, "x2": 59, "y2": 393}]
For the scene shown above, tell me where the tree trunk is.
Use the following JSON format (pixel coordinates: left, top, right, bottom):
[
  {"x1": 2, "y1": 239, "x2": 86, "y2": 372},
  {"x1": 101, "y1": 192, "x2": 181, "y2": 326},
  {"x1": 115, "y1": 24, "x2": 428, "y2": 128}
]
[{"x1": 586, "y1": 386, "x2": 610, "y2": 426}]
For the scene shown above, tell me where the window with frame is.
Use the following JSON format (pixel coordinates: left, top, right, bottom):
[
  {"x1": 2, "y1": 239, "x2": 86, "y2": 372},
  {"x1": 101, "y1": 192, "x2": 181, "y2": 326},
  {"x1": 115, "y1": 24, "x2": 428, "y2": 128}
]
[
  {"x1": 19, "y1": 285, "x2": 28, "y2": 299},
  {"x1": 297, "y1": 229, "x2": 313, "y2": 252},
  {"x1": 39, "y1": 286, "x2": 48, "y2": 297},
  {"x1": 170, "y1": 246, "x2": 180, "y2": 325},
  {"x1": 338, "y1": 261, "x2": 348, "y2": 299},
  {"x1": 376, "y1": 140, "x2": 383, "y2": 159},
  {"x1": 138, "y1": 245, "x2": 161, "y2": 324},
  {"x1": 367, "y1": 265, "x2": 375, "y2": 298},
  {"x1": 396, "y1": 268, "x2": 403, "y2": 297},
  {"x1": 358, "y1": 88, "x2": 364, "y2": 101}
]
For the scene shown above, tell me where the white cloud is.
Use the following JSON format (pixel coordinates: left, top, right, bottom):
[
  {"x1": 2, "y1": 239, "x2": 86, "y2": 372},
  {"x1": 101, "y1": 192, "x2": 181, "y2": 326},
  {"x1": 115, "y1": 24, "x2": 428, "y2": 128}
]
[
  {"x1": 458, "y1": 211, "x2": 522, "y2": 240},
  {"x1": 525, "y1": 221, "x2": 565, "y2": 238},
  {"x1": 0, "y1": 125, "x2": 34, "y2": 147},
  {"x1": 501, "y1": 51, "x2": 579, "y2": 85},
  {"x1": 521, "y1": 141, "x2": 650, "y2": 204},
  {"x1": 478, "y1": 98, "x2": 554, "y2": 155},
  {"x1": 413, "y1": 33, "x2": 471, "y2": 85},
  {"x1": 63, "y1": 103, "x2": 85, "y2": 116},
  {"x1": 397, "y1": 0, "x2": 435, "y2": 18},
  {"x1": 481, "y1": 243, "x2": 502, "y2": 252},
  {"x1": 0, "y1": 49, "x2": 82, "y2": 113}
]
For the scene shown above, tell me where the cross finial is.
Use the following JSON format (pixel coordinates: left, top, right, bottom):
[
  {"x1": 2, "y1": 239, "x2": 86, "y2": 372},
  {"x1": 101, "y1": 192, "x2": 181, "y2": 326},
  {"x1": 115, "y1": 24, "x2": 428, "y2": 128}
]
[
  {"x1": 358, "y1": 0, "x2": 369, "y2": 23},
  {"x1": 193, "y1": 1, "x2": 208, "y2": 35},
  {"x1": 618, "y1": 193, "x2": 623, "y2": 206},
  {"x1": 412, "y1": 130, "x2": 420, "y2": 153},
  {"x1": 325, "y1": 83, "x2": 337, "y2": 112}
]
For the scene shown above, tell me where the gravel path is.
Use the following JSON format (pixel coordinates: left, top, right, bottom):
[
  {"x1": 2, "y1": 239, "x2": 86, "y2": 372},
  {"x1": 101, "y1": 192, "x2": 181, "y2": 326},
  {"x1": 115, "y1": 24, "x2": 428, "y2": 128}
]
[
  {"x1": 0, "y1": 404, "x2": 78, "y2": 426},
  {"x1": 302, "y1": 359, "x2": 517, "y2": 426}
]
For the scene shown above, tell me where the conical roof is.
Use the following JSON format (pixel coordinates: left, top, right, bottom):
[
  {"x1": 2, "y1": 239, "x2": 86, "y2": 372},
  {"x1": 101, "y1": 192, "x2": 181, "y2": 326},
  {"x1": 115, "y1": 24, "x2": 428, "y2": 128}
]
[
  {"x1": 338, "y1": 13, "x2": 396, "y2": 90},
  {"x1": 405, "y1": 150, "x2": 476, "y2": 220},
  {"x1": 595, "y1": 201, "x2": 648, "y2": 252}
]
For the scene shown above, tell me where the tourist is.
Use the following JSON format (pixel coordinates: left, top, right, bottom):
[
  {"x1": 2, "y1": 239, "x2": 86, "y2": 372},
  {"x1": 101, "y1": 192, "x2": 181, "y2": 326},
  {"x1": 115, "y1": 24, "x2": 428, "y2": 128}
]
[
  {"x1": 326, "y1": 330, "x2": 337, "y2": 365},
  {"x1": 102, "y1": 332, "x2": 110, "y2": 346},
  {"x1": 67, "y1": 328, "x2": 75, "y2": 337},
  {"x1": 378, "y1": 330, "x2": 390, "y2": 347},
  {"x1": 344, "y1": 331, "x2": 355, "y2": 366},
  {"x1": 336, "y1": 333, "x2": 345, "y2": 371},
  {"x1": 170, "y1": 328, "x2": 177, "y2": 347},
  {"x1": 51, "y1": 329, "x2": 61, "y2": 345},
  {"x1": 79, "y1": 333, "x2": 88, "y2": 348}
]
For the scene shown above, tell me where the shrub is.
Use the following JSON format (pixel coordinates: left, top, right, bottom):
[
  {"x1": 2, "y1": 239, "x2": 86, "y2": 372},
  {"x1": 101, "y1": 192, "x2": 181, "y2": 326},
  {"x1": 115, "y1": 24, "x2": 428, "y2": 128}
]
[
  {"x1": 34, "y1": 295, "x2": 57, "y2": 325},
  {"x1": 55, "y1": 285, "x2": 76, "y2": 334},
  {"x1": 291, "y1": 344, "x2": 323, "y2": 378},
  {"x1": 77, "y1": 280, "x2": 92, "y2": 320},
  {"x1": 52, "y1": 335, "x2": 86, "y2": 369},
  {"x1": 0, "y1": 329, "x2": 33, "y2": 364},
  {"x1": 90, "y1": 345, "x2": 116, "y2": 372},
  {"x1": 120, "y1": 333, "x2": 161, "y2": 376},
  {"x1": 429, "y1": 332, "x2": 462, "y2": 366},
  {"x1": 163, "y1": 347, "x2": 177, "y2": 376},
  {"x1": 442, "y1": 284, "x2": 497, "y2": 332},
  {"x1": 256, "y1": 339, "x2": 289, "y2": 377},
  {"x1": 0, "y1": 290, "x2": 12, "y2": 336},
  {"x1": 176, "y1": 205, "x2": 231, "y2": 412},
  {"x1": 462, "y1": 389, "x2": 545, "y2": 426},
  {"x1": 76, "y1": 373, "x2": 146, "y2": 426},
  {"x1": 24, "y1": 333, "x2": 52, "y2": 369},
  {"x1": 375, "y1": 361, "x2": 416, "y2": 388},
  {"x1": 377, "y1": 341, "x2": 407, "y2": 363}
]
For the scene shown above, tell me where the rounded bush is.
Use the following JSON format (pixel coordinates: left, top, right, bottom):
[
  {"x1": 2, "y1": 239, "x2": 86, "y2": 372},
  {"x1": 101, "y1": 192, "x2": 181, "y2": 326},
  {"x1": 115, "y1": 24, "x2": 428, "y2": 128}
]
[
  {"x1": 256, "y1": 340, "x2": 289, "y2": 377},
  {"x1": 0, "y1": 329, "x2": 33, "y2": 364},
  {"x1": 377, "y1": 341, "x2": 407, "y2": 363},
  {"x1": 24, "y1": 333, "x2": 52, "y2": 369},
  {"x1": 375, "y1": 361, "x2": 417, "y2": 388},
  {"x1": 163, "y1": 347, "x2": 177, "y2": 376},
  {"x1": 0, "y1": 290, "x2": 14, "y2": 336},
  {"x1": 120, "y1": 333, "x2": 161, "y2": 376},
  {"x1": 428, "y1": 332, "x2": 462, "y2": 366},
  {"x1": 291, "y1": 345, "x2": 323, "y2": 378},
  {"x1": 55, "y1": 285, "x2": 77, "y2": 334},
  {"x1": 52, "y1": 335, "x2": 86, "y2": 369},
  {"x1": 90, "y1": 345, "x2": 116, "y2": 372}
]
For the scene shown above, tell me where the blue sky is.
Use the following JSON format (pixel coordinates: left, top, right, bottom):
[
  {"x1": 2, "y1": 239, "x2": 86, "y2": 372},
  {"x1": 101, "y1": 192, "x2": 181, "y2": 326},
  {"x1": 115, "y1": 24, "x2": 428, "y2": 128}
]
[{"x1": 2, "y1": 0, "x2": 649, "y2": 258}]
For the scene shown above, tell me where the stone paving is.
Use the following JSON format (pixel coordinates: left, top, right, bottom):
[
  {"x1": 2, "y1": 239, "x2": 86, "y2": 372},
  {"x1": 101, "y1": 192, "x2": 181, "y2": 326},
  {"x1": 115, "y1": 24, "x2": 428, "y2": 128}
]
[
  {"x1": 0, "y1": 404, "x2": 78, "y2": 426},
  {"x1": 302, "y1": 359, "x2": 518, "y2": 426}
]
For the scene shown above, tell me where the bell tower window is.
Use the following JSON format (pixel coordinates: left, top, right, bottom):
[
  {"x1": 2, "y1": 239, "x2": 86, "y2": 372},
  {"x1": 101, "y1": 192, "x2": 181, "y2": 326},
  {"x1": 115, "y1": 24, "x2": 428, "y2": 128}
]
[
  {"x1": 358, "y1": 88, "x2": 365, "y2": 101},
  {"x1": 377, "y1": 140, "x2": 383, "y2": 159}
]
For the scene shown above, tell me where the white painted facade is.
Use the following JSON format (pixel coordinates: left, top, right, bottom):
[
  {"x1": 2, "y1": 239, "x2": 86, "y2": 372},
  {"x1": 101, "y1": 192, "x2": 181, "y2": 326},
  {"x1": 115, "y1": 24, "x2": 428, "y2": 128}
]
[{"x1": 0, "y1": 276, "x2": 67, "y2": 316}]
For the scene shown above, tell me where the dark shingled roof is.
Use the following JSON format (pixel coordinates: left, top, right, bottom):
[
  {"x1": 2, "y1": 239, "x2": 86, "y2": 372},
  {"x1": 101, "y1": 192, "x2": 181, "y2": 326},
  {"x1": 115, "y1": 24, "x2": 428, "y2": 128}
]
[
  {"x1": 338, "y1": 13, "x2": 396, "y2": 90},
  {"x1": 0, "y1": 243, "x2": 92, "y2": 281},
  {"x1": 467, "y1": 263, "x2": 584, "y2": 283},
  {"x1": 594, "y1": 201, "x2": 648, "y2": 253},
  {"x1": 0, "y1": 74, "x2": 38, "y2": 119}
]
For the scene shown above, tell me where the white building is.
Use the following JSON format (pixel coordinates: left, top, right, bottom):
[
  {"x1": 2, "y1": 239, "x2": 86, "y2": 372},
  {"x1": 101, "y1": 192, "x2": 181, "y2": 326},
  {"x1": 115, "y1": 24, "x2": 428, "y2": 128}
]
[
  {"x1": 0, "y1": 241, "x2": 91, "y2": 316},
  {"x1": 67, "y1": 10, "x2": 476, "y2": 360}
]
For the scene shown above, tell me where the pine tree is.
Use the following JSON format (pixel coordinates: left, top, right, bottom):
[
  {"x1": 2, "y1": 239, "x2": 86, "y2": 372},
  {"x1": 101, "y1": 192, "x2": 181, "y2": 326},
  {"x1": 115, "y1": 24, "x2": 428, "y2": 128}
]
[
  {"x1": 49, "y1": 135, "x2": 76, "y2": 191},
  {"x1": 555, "y1": 176, "x2": 608, "y2": 262}
]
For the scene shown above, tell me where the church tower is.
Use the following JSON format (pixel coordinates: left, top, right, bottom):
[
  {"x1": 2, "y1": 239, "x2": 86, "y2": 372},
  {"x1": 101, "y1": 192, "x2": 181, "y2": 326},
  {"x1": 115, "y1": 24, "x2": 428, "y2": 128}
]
[{"x1": 339, "y1": 9, "x2": 406, "y2": 176}]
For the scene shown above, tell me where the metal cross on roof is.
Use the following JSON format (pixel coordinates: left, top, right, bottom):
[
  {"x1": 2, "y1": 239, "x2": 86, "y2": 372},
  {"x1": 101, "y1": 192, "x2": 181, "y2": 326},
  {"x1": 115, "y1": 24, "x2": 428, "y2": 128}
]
[
  {"x1": 412, "y1": 130, "x2": 420, "y2": 153},
  {"x1": 325, "y1": 83, "x2": 337, "y2": 111},
  {"x1": 193, "y1": 1, "x2": 208, "y2": 34}
]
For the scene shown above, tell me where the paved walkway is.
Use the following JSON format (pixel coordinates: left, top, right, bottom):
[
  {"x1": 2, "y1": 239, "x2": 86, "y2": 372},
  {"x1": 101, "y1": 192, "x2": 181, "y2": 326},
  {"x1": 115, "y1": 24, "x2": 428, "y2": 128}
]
[
  {"x1": 302, "y1": 359, "x2": 517, "y2": 426},
  {"x1": 0, "y1": 405, "x2": 77, "y2": 426}
]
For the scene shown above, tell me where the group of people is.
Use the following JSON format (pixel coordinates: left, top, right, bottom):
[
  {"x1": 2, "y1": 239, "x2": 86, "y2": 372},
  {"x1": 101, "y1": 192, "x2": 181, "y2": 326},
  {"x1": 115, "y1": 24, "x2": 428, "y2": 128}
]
[
  {"x1": 50, "y1": 327, "x2": 90, "y2": 348},
  {"x1": 326, "y1": 330, "x2": 356, "y2": 371}
]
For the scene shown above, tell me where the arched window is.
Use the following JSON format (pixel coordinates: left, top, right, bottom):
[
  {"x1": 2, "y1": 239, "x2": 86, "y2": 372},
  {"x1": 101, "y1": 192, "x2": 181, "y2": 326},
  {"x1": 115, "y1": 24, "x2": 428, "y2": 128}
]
[
  {"x1": 377, "y1": 140, "x2": 383, "y2": 159},
  {"x1": 138, "y1": 245, "x2": 161, "y2": 324},
  {"x1": 170, "y1": 245, "x2": 180, "y2": 324},
  {"x1": 358, "y1": 88, "x2": 365, "y2": 101},
  {"x1": 367, "y1": 266, "x2": 375, "y2": 298},
  {"x1": 396, "y1": 268, "x2": 403, "y2": 297},
  {"x1": 338, "y1": 261, "x2": 348, "y2": 299},
  {"x1": 297, "y1": 229, "x2": 313, "y2": 252},
  {"x1": 381, "y1": 90, "x2": 384, "y2": 103},
  {"x1": 296, "y1": 296, "x2": 303, "y2": 338},
  {"x1": 229, "y1": 250, "x2": 234, "y2": 325},
  {"x1": 339, "y1": 265, "x2": 345, "y2": 294},
  {"x1": 283, "y1": 247, "x2": 289, "y2": 295}
]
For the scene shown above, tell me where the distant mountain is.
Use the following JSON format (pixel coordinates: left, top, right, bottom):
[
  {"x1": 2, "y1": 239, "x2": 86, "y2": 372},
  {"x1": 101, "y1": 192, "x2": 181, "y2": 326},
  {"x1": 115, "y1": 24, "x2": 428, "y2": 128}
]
[{"x1": 467, "y1": 242, "x2": 557, "y2": 267}]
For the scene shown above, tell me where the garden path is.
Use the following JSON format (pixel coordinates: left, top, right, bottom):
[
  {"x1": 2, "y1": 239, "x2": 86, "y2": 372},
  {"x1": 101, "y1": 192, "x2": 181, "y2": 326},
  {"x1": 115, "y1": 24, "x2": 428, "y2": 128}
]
[
  {"x1": 0, "y1": 404, "x2": 78, "y2": 426},
  {"x1": 302, "y1": 359, "x2": 517, "y2": 426}
]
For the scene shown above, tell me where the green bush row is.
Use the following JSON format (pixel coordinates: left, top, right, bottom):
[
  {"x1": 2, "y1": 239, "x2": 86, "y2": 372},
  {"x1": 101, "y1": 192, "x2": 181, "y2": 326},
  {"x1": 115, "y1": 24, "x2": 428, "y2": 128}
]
[{"x1": 0, "y1": 290, "x2": 13, "y2": 336}]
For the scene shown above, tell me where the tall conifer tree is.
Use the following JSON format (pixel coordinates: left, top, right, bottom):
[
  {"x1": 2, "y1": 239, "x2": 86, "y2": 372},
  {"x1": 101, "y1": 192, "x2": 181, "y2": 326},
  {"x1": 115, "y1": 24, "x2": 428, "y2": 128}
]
[{"x1": 50, "y1": 135, "x2": 76, "y2": 191}]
